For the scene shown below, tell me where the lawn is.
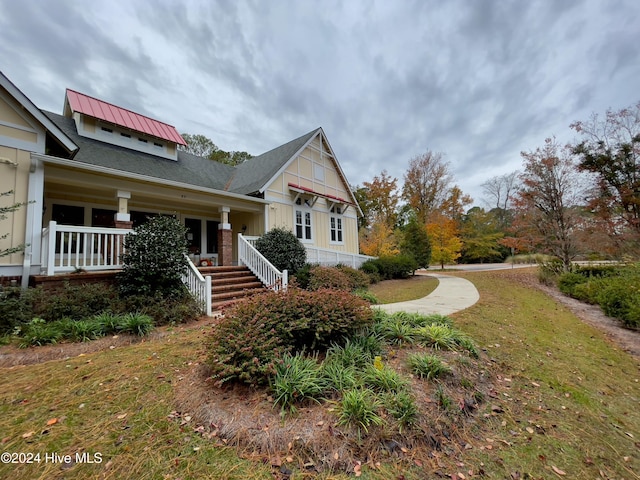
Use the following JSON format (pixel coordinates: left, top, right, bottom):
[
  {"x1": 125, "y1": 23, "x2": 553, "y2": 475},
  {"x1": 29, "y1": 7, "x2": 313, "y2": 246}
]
[
  {"x1": 367, "y1": 274, "x2": 438, "y2": 304},
  {"x1": 0, "y1": 268, "x2": 638, "y2": 479}
]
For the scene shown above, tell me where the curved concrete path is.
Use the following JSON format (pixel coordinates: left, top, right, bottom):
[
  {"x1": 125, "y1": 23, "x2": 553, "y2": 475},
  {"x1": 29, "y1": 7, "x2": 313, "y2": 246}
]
[{"x1": 377, "y1": 273, "x2": 480, "y2": 315}]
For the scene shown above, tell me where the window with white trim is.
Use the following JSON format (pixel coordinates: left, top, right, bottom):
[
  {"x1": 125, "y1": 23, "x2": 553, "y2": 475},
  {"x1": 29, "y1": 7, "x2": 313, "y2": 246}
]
[
  {"x1": 294, "y1": 198, "x2": 312, "y2": 241},
  {"x1": 329, "y1": 206, "x2": 344, "y2": 243}
]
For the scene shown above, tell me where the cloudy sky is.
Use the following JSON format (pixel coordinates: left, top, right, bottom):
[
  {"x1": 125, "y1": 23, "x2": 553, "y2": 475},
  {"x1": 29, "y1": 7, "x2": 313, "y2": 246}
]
[{"x1": 2, "y1": 0, "x2": 639, "y2": 204}]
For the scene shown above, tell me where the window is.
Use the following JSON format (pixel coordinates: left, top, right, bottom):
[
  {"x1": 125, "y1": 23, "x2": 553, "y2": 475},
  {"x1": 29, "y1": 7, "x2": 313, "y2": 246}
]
[
  {"x1": 138, "y1": 137, "x2": 148, "y2": 143},
  {"x1": 329, "y1": 206, "x2": 344, "y2": 243},
  {"x1": 294, "y1": 198, "x2": 312, "y2": 241},
  {"x1": 120, "y1": 132, "x2": 131, "y2": 139},
  {"x1": 153, "y1": 142, "x2": 163, "y2": 148},
  {"x1": 101, "y1": 127, "x2": 113, "y2": 134}
]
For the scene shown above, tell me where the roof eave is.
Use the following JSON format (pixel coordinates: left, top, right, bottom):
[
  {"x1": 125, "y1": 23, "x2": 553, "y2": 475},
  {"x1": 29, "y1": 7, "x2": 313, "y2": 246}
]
[{"x1": 1, "y1": 71, "x2": 79, "y2": 154}]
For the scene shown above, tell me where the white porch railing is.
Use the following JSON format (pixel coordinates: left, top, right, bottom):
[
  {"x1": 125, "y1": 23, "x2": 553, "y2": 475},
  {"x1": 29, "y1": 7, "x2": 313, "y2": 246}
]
[
  {"x1": 41, "y1": 221, "x2": 213, "y2": 316},
  {"x1": 181, "y1": 254, "x2": 212, "y2": 316},
  {"x1": 41, "y1": 221, "x2": 133, "y2": 275},
  {"x1": 238, "y1": 234, "x2": 288, "y2": 291},
  {"x1": 305, "y1": 245, "x2": 374, "y2": 268}
]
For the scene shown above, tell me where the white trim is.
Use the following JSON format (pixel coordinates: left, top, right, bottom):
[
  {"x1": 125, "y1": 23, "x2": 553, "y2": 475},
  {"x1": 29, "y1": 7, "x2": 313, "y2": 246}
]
[
  {"x1": 115, "y1": 212, "x2": 130, "y2": 221},
  {"x1": 258, "y1": 128, "x2": 321, "y2": 195},
  {"x1": 21, "y1": 157, "x2": 45, "y2": 285},
  {"x1": 0, "y1": 71, "x2": 78, "y2": 153},
  {"x1": 32, "y1": 153, "x2": 270, "y2": 205},
  {"x1": 293, "y1": 200, "x2": 313, "y2": 243}
]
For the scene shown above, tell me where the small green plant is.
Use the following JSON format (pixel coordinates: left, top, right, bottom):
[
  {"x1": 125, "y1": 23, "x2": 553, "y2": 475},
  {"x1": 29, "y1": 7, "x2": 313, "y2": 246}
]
[
  {"x1": 414, "y1": 324, "x2": 458, "y2": 350},
  {"x1": 380, "y1": 319, "x2": 415, "y2": 345},
  {"x1": 337, "y1": 388, "x2": 383, "y2": 434},
  {"x1": 92, "y1": 312, "x2": 121, "y2": 334},
  {"x1": 383, "y1": 391, "x2": 418, "y2": 431},
  {"x1": 326, "y1": 338, "x2": 373, "y2": 369},
  {"x1": 321, "y1": 360, "x2": 359, "y2": 393},
  {"x1": 434, "y1": 384, "x2": 452, "y2": 410},
  {"x1": 353, "y1": 289, "x2": 378, "y2": 304},
  {"x1": 68, "y1": 319, "x2": 103, "y2": 342},
  {"x1": 348, "y1": 332, "x2": 385, "y2": 357},
  {"x1": 117, "y1": 313, "x2": 154, "y2": 336},
  {"x1": 271, "y1": 352, "x2": 327, "y2": 414},
  {"x1": 17, "y1": 318, "x2": 63, "y2": 348},
  {"x1": 363, "y1": 365, "x2": 408, "y2": 393},
  {"x1": 407, "y1": 353, "x2": 451, "y2": 380}
]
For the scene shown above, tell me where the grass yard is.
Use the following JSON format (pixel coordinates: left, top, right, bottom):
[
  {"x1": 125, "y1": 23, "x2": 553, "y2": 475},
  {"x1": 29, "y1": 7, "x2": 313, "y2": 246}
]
[
  {"x1": 367, "y1": 274, "x2": 439, "y2": 304},
  {"x1": 0, "y1": 268, "x2": 638, "y2": 479}
]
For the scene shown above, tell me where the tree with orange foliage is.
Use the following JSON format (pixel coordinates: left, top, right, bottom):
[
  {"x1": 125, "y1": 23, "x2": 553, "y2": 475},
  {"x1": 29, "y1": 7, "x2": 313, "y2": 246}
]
[
  {"x1": 426, "y1": 215, "x2": 463, "y2": 269},
  {"x1": 359, "y1": 222, "x2": 399, "y2": 257}
]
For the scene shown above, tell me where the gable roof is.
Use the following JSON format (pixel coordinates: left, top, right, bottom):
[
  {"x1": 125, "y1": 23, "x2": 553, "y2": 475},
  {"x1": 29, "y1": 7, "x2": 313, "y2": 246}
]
[
  {"x1": 0, "y1": 71, "x2": 78, "y2": 155},
  {"x1": 228, "y1": 128, "x2": 321, "y2": 195},
  {"x1": 65, "y1": 89, "x2": 186, "y2": 145}
]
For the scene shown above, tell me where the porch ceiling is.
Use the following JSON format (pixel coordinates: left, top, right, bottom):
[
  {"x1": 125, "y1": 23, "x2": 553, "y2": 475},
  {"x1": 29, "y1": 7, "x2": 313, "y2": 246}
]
[{"x1": 44, "y1": 164, "x2": 265, "y2": 214}]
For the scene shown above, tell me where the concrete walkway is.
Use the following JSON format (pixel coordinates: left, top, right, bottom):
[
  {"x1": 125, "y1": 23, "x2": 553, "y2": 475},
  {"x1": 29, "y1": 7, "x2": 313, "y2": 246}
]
[{"x1": 377, "y1": 273, "x2": 480, "y2": 316}]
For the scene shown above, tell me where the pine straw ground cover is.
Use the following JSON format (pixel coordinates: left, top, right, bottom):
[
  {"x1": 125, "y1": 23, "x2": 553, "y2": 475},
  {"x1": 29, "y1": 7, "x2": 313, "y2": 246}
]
[{"x1": 0, "y1": 269, "x2": 638, "y2": 479}]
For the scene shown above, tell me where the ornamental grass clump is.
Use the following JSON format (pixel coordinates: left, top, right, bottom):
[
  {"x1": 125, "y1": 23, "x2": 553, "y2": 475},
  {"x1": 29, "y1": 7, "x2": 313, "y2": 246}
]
[
  {"x1": 337, "y1": 388, "x2": 383, "y2": 434},
  {"x1": 407, "y1": 353, "x2": 451, "y2": 380},
  {"x1": 271, "y1": 352, "x2": 327, "y2": 414}
]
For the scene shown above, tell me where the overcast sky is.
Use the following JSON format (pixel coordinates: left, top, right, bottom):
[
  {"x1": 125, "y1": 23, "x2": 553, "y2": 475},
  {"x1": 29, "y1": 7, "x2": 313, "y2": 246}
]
[{"x1": 2, "y1": 0, "x2": 639, "y2": 205}]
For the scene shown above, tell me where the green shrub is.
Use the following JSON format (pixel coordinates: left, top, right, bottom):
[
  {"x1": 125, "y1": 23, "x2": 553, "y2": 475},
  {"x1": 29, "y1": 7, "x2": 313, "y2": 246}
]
[
  {"x1": 336, "y1": 388, "x2": 383, "y2": 434},
  {"x1": 557, "y1": 272, "x2": 587, "y2": 296},
  {"x1": 308, "y1": 266, "x2": 352, "y2": 291},
  {"x1": 67, "y1": 319, "x2": 104, "y2": 342},
  {"x1": 255, "y1": 227, "x2": 307, "y2": 274},
  {"x1": 348, "y1": 332, "x2": 385, "y2": 357},
  {"x1": 407, "y1": 353, "x2": 451, "y2": 380},
  {"x1": 206, "y1": 287, "x2": 373, "y2": 385},
  {"x1": 336, "y1": 265, "x2": 371, "y2": 290},
  {"x1": 115, "y1": 293, "x2": 200, "y2": 326},
  {"x1": 271, "y1": 352, "x2": 327, "y2": 414},
  {"x1": 35, "y1": 283, "x2": 118, "y2": 322},
  {"x1": 118, "y1": 216, "x2": 189, "y2": 297},
  {"x1": 379, "y1": 319, "x2": 416, "y2": 345},
  {"x1": 361, "y1": 255, "x2": 418, "y2": 280},
  {"x1": 0, "y1": 287, "x2": 34, "y2": 333},
  {"x1": 597, "y1": 278, "x2": 640, "y2": 328},
  {"x1": 292, "y1": 263, "x2": 315, "y2": 289}
]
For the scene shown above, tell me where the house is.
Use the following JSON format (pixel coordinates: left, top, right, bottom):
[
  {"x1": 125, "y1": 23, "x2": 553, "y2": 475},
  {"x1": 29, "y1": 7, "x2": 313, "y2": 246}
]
[{"x1": 0, "y1": 71, "x2": 369, "y2": 290}]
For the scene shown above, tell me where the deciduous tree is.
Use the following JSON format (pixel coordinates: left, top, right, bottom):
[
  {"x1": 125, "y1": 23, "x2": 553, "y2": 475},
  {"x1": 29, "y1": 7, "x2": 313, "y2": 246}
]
[
  {"x1": 571, "y1": 101, "x2": 640, "y2": 251},
  {"x1": 426, "y1": 215, "x2": 463, "y2": 269},
  {"x1": 513, "y1": 137, "x2": 584, "y2": 271},
  {"x1": 180, "y1": 132, "x2": 252, "y2": 166},
  {"x1": 402, "y1": 151, "x2": 452, "y2": 224},
  {"x1": 362, "y1": 170, "x2": 400, "y2": 228},
  {"x1": 460, "y1": 207, "x2": 505, "y2": 263},
  {"x1": 359, "y1": 222, "x2": 399, "y2": 257}
]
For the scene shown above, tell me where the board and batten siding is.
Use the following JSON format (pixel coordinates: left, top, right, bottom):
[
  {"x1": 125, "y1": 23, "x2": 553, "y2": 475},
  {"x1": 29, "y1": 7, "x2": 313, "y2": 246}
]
[
  {"x1": 264, "y1": 135, "x2": 359, "y2": 255},
  {"x1": 0, "y1": 90, "x2": 46, "y2": 269}
]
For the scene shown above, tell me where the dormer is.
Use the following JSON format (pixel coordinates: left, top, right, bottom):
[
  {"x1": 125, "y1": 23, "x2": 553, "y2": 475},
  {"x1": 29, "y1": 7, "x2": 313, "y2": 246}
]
[{"x1": 63, "y1": 89, "x2": 186, "y2": 161}]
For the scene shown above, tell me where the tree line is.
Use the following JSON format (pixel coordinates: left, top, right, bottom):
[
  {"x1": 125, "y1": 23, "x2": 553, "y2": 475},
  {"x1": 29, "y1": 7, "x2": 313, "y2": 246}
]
[{"x1": 354, "y1": 101, "x2": 640, "y2": 271}]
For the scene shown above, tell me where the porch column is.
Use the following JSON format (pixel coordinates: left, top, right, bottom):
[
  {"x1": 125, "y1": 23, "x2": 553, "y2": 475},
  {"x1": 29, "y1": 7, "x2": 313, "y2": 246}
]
[
  {"x1": 114, "y1": 190, "x2": 132, "y2": 229},
  {"x1": 217, "y1": 206, "x2": 232, "y2": 266}
]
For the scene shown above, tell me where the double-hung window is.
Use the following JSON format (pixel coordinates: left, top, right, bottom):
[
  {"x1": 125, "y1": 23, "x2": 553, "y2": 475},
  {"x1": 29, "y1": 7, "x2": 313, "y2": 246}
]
[
  {"x1": 295, "y1": 198, "x2": 312, "y2": 241},
  {"x1": 329, "y1": 206, "x2": 344, "y2": 244}
]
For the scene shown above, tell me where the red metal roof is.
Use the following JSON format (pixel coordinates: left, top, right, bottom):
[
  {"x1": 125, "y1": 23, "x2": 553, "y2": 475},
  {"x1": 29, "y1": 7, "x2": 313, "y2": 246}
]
[
  {"x1": 288, "y1": 183, "x2": 354, "y2": 205},
  {"x1": 65, "y1": 89, "x2": 186, "y2": 145}
]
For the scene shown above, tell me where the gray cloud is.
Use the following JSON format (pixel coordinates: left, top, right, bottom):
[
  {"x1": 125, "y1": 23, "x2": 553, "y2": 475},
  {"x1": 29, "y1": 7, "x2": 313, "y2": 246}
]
[{"x1": 2, "y1": 0, "x2": 639, "y2": 204}]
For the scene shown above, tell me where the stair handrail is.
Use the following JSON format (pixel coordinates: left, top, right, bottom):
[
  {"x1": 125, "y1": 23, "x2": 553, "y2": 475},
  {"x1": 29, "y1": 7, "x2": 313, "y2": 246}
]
[
  {"x1": 237, "y1": 233, "x2": 288, "y2": 291},
  {"x1": 181, "y1": 254, "x2": 212, "y2": 316}
]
